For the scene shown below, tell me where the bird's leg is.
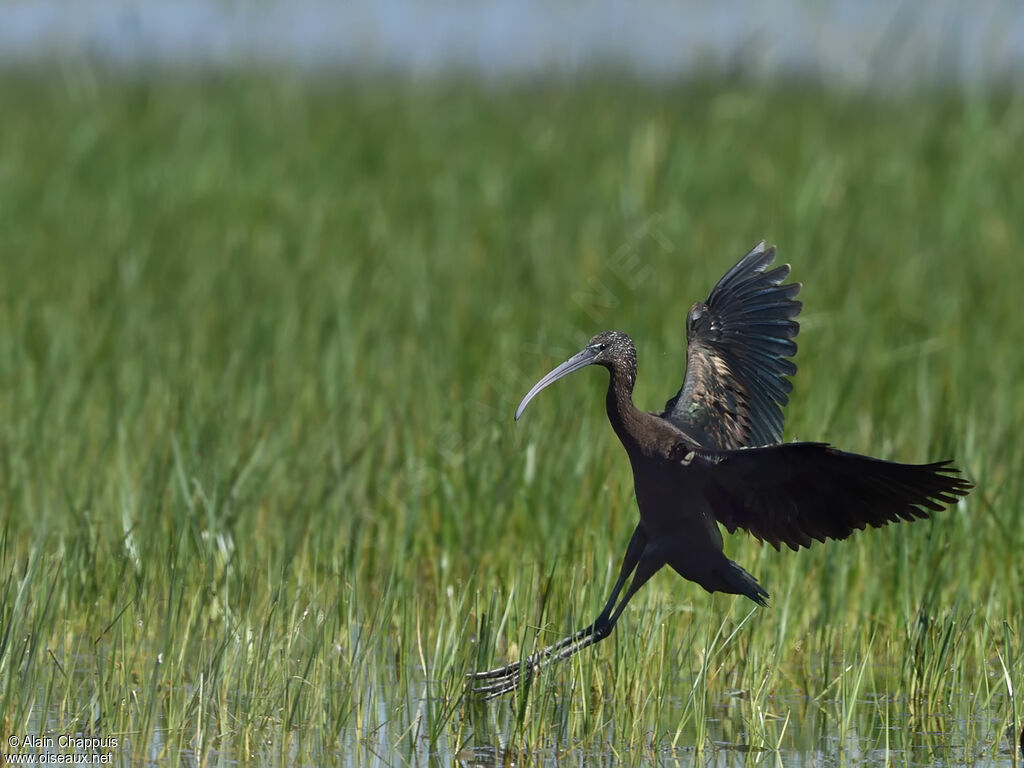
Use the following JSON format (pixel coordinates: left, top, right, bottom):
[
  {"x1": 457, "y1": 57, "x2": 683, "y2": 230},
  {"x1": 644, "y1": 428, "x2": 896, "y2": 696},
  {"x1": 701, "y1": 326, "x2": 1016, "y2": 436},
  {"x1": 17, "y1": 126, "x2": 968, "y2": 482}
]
[
  {"x1": 469, "y1": 525, "x2": 646, "y2": 682},
  {"x1": 514, "y1": 549, "x2": 663, "y2": 670},
  {"x1": 469, "y1": 525, "x2": 656, "y2": 698},
  {"x1": 470, "y1": 551, "x2": 663, "y2": 699}
]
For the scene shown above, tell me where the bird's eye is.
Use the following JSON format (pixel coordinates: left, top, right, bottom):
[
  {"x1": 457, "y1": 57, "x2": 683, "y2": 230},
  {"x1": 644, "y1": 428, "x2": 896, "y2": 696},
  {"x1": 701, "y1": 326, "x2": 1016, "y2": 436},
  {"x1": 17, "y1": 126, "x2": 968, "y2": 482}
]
[{"x1": 597, "y1": 343, "x2": 607, "y2": 352}]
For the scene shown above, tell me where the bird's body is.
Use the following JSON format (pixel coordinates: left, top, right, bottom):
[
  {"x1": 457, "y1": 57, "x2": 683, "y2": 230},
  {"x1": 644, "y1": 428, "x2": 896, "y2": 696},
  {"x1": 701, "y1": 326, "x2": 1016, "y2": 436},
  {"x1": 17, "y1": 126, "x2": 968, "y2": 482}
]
[
  {"x1": 602, "y1": 377, "x2": 755, "y2": 601},
  {"x1": 470, "y1": 242, "x2": 971, "y2": 698}
]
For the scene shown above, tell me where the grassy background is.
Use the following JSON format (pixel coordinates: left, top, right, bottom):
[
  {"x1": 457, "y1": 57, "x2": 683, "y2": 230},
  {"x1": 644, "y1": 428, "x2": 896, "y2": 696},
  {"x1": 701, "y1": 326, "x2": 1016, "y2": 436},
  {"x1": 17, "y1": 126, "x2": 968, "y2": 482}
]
[{"x1": 0, "y1": 73, "x2": 1022, "y2": 765}]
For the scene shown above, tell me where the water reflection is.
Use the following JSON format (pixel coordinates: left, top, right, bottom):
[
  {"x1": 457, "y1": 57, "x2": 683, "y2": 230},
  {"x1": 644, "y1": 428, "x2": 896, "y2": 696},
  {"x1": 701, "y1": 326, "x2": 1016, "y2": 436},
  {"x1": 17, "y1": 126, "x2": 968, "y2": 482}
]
[
  {"x1": 452, "y1": 688, "x2": 1017, "y2": 768},
  {"x1": 19, "y1": 672, "x2": 1019, "y2": 765}
]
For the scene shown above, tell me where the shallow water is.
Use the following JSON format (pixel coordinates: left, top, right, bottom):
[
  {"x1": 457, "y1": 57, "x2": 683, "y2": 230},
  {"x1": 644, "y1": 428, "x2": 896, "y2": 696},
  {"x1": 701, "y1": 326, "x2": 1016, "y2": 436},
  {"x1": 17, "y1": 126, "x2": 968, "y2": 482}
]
[
  {"x1": 336, "y1": 683, "x2": 1021, "y2": 768},
  {"x1": 14, "y1": 681, "x2": 1022, "y2": 766},
  {"x1": 451, "y1": 696, "x2": 1020, "y2": 768}
]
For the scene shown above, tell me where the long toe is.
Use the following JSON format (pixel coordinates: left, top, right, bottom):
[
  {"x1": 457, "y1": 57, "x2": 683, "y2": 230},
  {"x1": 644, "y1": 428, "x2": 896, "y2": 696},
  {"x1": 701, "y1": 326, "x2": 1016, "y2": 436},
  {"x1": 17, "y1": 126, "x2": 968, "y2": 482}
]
[
  {"x1": 482, "y1": 678, "x2": 524, "y2": 700},
  {"x1": 468, "y1": 655, "x2": 548, "y2": 697},
  {"x1": 549, "y1": 632, "x2": 598, "y2": 664},
  {"x1": 469, "y1": 641, "x2": 590, "y2": 698},
  {"x1": 468, "y1": 641, "x2": 593, "y2": 698},
  {"x1": 467, "y1": 626, "x2": 597, "y2": 697},
  {"x1": 471, "y1": 673, "x2": 525, "y2": 698},
  {"x1": 467, "y1": 660, "x2": 529, "y2": 680},
  {"x1": 470, "y1": 626, "x2": 592, "y2": 678}
]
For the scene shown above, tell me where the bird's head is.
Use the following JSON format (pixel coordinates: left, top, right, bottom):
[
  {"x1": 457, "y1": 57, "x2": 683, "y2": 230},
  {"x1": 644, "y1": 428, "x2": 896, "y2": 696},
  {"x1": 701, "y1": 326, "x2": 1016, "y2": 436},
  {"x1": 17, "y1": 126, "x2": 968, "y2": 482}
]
[{"x1": 514, "y1": 330, "x2": 636, "y2": 420}]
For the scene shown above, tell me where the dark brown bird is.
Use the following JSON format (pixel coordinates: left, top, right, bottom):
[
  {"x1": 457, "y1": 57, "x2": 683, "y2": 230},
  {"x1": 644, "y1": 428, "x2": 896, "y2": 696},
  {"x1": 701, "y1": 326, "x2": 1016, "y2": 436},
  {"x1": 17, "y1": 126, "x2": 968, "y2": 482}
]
[{"x1": 469, "y1": 241, "x2": 972, "y2": 699}]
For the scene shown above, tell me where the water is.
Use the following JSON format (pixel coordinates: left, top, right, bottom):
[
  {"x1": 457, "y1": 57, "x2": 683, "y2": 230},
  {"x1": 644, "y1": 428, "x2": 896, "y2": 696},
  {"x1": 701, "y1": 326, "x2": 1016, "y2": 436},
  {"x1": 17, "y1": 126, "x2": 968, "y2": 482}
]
[
  {"x1": 12, "y1": 661, "x2": 1021, "y2": 765},
  {"x1": 2, "y1": 0, "x2": 1024, "y2": 89}
]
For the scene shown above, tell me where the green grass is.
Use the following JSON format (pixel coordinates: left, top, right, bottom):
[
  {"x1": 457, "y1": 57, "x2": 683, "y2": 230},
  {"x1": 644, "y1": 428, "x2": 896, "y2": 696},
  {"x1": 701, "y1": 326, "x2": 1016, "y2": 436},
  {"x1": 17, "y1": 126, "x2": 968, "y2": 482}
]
[{"x1": 0, "y1": 72, "x2": 1022, "y2": 766}]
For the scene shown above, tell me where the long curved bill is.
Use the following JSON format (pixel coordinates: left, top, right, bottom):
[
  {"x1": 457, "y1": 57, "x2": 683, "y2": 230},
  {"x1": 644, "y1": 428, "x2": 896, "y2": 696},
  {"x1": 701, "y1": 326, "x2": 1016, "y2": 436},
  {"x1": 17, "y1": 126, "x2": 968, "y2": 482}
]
[{"x1": 514, "y1": 346, "x2": 599, "y2": 421}]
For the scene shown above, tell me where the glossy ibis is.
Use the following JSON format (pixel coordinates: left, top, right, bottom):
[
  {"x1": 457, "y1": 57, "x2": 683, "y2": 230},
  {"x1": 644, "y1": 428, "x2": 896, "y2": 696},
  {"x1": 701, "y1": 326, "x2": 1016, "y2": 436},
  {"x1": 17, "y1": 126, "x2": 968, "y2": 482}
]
[{"x1": 469, "y1": 241, "x2": 972, "y2": 699}]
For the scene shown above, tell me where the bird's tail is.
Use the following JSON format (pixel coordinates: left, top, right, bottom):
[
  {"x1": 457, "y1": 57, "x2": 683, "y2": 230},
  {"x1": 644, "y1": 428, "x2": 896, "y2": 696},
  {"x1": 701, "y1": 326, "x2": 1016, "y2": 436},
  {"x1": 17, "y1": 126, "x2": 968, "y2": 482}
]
[{"x1": 722, "y1": 560, "x2": 769, "y2": 607}]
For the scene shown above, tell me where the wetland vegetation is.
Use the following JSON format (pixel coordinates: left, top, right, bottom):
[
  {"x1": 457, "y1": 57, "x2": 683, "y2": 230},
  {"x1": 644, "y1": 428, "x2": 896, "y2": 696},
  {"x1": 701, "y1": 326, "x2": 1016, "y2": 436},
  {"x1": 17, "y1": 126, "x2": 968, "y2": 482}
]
[{"x1": 0, "y1": 74, "x2": 1022, "y2": 765}]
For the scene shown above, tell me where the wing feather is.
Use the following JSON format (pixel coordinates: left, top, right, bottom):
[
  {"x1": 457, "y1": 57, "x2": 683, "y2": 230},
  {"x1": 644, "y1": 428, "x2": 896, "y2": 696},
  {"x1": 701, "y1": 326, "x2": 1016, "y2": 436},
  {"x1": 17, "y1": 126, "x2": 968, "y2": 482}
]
[
  {"x1": 687, "y1": 442, "x2": 972, "y2": 551},
  {"x1": 660, "y1": 242, "x2": 802, "y2": 450}
]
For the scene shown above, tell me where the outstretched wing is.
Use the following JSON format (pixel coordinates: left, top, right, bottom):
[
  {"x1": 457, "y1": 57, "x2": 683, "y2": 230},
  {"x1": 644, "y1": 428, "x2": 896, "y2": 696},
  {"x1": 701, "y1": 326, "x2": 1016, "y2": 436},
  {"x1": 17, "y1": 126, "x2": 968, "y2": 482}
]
[
  {"x1": 680, "y1": 442, "x2": 972, "y2": 551},
  {"x1": 660, "y1": 242, "x2": 802, "y2": 450}
]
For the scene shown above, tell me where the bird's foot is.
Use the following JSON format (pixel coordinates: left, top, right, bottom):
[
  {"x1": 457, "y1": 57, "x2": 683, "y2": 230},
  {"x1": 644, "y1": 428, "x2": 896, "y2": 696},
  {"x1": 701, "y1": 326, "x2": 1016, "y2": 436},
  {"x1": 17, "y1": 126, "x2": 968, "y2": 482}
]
[
  {"x1": 466, "y1": 655, "x2": 541, "y2": 699},
  {"x1": 466, "y1": 626, "x2": 599, "y2": 699}
]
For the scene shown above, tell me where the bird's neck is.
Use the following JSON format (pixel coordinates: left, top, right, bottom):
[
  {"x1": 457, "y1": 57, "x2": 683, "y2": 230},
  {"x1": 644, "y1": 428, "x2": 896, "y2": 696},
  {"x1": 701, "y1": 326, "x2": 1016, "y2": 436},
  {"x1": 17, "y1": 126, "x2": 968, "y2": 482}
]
[{"x1": 604, "y1": 365, "x2": 643, "y2": 450}]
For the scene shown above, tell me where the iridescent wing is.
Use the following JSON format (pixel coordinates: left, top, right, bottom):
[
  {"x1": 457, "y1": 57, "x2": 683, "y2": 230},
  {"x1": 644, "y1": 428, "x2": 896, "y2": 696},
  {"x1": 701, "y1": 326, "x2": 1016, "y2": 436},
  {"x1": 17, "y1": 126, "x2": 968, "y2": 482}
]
[
  {"x1": 679, "y1": 442, "x2": 972, "y2": 551},
  {"x1": 660, "y1": 242, "x2": 801, "y2": 449}
]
